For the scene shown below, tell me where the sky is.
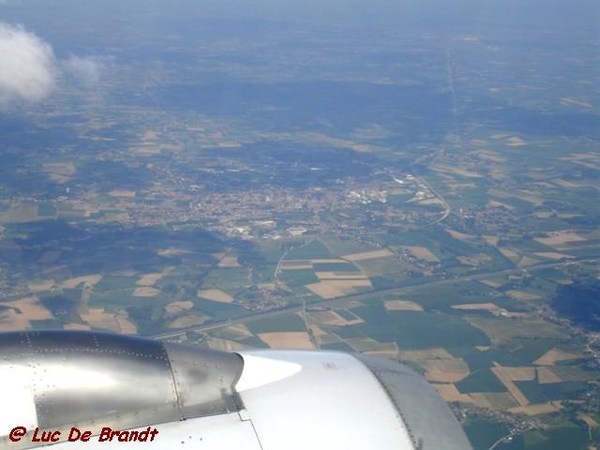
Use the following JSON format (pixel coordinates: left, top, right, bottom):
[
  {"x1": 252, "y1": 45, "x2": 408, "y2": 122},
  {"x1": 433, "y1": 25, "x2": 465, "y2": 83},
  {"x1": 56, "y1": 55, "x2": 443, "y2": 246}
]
[{"x1": 0, "y1": 0, "x2": 597, "y2": 111}]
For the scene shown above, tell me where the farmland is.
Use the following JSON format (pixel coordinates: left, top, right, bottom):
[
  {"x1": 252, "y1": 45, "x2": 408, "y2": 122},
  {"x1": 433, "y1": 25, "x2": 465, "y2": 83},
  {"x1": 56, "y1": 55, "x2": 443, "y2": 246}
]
[{"x1": 0, "y1": 1, "x2": 598, "y2": 448}]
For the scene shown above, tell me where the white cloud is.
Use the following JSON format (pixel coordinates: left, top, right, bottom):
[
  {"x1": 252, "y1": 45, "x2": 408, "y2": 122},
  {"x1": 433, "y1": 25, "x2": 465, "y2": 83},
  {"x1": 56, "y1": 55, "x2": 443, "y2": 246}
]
[
  {"x1": 0, "y1": 22, "x2": 57, "y2": 107},
  {"x1": 63, "y1": 54, "x2": 107, "y2": 87},
  {"x1": 0, "y1": 22, "x2": 112, "y2": 110}
]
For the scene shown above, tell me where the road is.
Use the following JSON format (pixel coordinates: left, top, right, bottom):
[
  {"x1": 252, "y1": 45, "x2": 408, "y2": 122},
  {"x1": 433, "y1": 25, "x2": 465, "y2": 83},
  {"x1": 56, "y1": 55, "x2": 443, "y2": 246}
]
[
  {"x1": 418, "y1": 175, "x2": 451, "y2": 225},
  {"x1": 487, "y1": 432, "x2": 517, "y2": 450},
  {"x1": 273, "y1": 239, "x2": 314, "y2": 279},
  {"x1": 149, "y1": 257, "x2": 597, "y2": 341},
  {"x1": 273, "y1": 248, "x2": 289, "y2": 279},
  {"x1": 391, "y1": 171, "x2": 451, "y2": 225}
]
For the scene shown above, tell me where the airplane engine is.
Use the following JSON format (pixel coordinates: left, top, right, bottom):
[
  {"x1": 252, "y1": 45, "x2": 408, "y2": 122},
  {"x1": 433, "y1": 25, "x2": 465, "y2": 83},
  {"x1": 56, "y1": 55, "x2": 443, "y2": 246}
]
[{"x1": 0, "y1": 330, "x2": 472, "y2": 450}]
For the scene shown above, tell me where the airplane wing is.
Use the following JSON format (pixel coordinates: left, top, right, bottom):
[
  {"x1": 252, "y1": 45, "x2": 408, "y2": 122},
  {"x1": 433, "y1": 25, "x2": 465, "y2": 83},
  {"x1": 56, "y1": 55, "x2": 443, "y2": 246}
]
[{"x1": 0, "y1": 330, "x2": 472, "y2": 450}]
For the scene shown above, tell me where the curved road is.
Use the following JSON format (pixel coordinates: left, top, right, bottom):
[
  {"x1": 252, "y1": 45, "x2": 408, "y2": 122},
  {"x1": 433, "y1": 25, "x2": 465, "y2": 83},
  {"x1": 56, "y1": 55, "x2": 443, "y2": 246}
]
[{"x1": 418, "y1": 175, "x2": 451, "y2": 225}]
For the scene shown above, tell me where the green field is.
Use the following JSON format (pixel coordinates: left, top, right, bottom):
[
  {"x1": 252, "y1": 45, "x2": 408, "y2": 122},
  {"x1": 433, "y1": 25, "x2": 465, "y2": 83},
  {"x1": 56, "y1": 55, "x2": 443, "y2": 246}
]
[
  {"x1": 246, "y1": 314, "x2": 307, "y2": 334},
  {"x1": 332, "y1": 303, "x2": 490, "y2": 350},
  {"x1": 456, "y1": 369, "x2": 507, "y2": 394}
]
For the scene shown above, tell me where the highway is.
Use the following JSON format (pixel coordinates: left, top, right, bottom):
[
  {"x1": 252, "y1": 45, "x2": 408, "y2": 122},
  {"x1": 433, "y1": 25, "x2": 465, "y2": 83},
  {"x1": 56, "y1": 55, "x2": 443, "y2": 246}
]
[
  {"x1": 149, "y1": 257, "x2": 597, "y2": 341},
  {"x1": 418, "y1": 174, "x2": 451, "y2": 225}
]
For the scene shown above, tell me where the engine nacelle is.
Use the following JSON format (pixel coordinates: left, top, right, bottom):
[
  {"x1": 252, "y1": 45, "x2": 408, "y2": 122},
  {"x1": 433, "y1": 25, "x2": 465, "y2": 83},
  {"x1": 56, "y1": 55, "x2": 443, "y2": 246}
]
[{"x1": 0, "y1": 330, "x2": 472, "y2": 450}]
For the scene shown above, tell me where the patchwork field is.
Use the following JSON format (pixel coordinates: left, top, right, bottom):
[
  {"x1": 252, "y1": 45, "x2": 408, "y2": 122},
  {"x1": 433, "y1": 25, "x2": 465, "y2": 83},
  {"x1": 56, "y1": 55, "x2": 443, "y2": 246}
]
[
  {"x1": 258, "y1": 332, "x2": 314, "y2": 349},
  {"x1": 315, "y1": 272, "x2": 369, "y2": 280},
  {"x1": 207, "y1": 338, "x2": 249, "y2": 351},
  {"x1": 167, "y1": 314, "x2": 207, "y2": 329},
  {"x1": 341, "y1": 249, "x2": 394, "y2": 261},
  {"x1": 133, "y1": 287, "x2": 160, "y2": 297},
  {"x1": 423, "y1": 357, "x2": 470, "y2": 383},
  {"x1": 306, "y1": 309, "x2": 363, "y2": 326},
  {"x1": 306, "y1": 279, "x2": 372, "y2": 299},
  {"x1": 61, "y1": 274, "x2": 103, "y2": 289},
  {"x1": 218, "y1": 256, "x2": 240, "y2": 267},
  {"x1": 534, "y1": 348, "x2": 582, "y2": 366},
  {"x1": 197, "y1": 289, "x2": 235, "y2": 303},
  {"x1": 165, "y1": 300, "x2": 194, "y2": 315},
  {"x1": 136, "y1": 272, "x2": 166, "y2": 286},
  {"x1": 384, "y1": 300, "x2": 423, "y2": 311},
  {"x1": 0, "y1": 297, "x2": 57, "y2": 330},
  {"x1": 536, "y1": 367, "x2": 564, "y2": 384},
  {"x1": 466, "y1": 317, "x2": 569, "y2": 343},
  {"x1": 80, "y1": 308, "x2": 136, "y2": 334},
  {"x1": 400, "y1": 246, "x2": 440, "y2": 262},
  {"x1": 506, "y1": 290, "x2": 542, "y2": 301},
  {"x1": 480, "y1": 366, "x2": 530, "y2": 407},
  {"x1": 452, "y1": 303, "x2": 502, "y2": 312},
  {"x1": 535, "y1": 231, "x2": 586, "y2": 248},
  {"x1": 434, "y1": 384, "x2": 476, "y2": 404},
  {"x1": 509, "y1": 402, "x2": 563, "y2": 416}
]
